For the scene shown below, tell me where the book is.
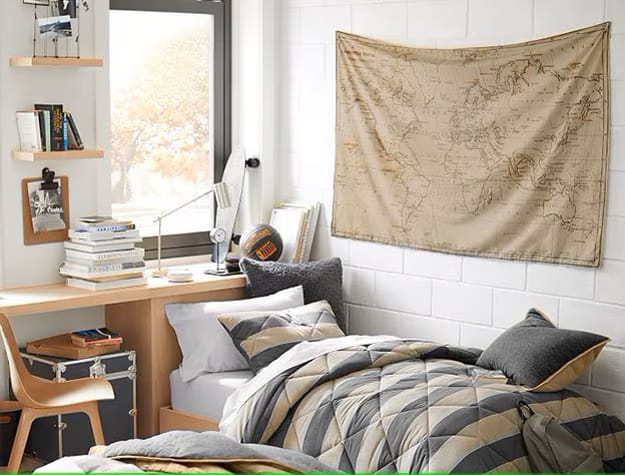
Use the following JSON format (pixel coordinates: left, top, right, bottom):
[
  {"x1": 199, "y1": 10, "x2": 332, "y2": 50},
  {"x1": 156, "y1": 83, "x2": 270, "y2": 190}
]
[
  {"x1": 63, "y1": 238, "x2": 141, "y2": 253},
  {"x1": 71, "y1": 328, "x2": 122, "y2": 347},
  {"x1": 63, "y1": 260, "x2": 145, "y2": 273},
  {"x1": 64, "y1": 239, "x2": 141, "y2": 253},
  {"x1": 37, "y1": 110, "x2": 46, "y2": 150},
  {"x1": 69, "y1": 228, "x2": 140, "y2": 242},
  {"x1": 66, "y1": 112, "x2": 84, "y2": 150},
  {"x1": 66, "y1": 276, "x2": 148, "y2": 291},
  {"x1": 75, "y1": 222, "x2": 136, "y2": 233},
  {"x1": 77, "y1": 216, "x2": 132, "y2": 224},
  {"x1": 26, "y1": 334, "x2": 121, "y2": 359},
  {"x1": 269, "y1": 206, "x2": 308, "y2": 263},
  {"x1": 34, "y1": 104, "x2": 64, "y2": 151},
  {"x1": 62, "y1": 113, "x2": 68, "y2": 150},
  {"x1": 64, "y1": 248, "x2": 145, "y2": 262},
  {"x1": 16, "y1": 110, "x2": 42, "y2": 151},
  {"x1": 59, "y1": 265, "x2": 144, "y2": 281},
  {"x1": 281, "y1": 202, "x2": 321, "y2": 263},
  {"x1": 39, "y1": 109, "x2": 51, "y2": 151}
]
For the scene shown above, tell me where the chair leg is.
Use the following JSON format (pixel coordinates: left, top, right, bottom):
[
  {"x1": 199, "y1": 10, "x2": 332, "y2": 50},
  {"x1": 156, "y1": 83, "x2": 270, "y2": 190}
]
[
  {"x1": 7, "y1": 408, "x2": 36, "y2": 474},
  {"x1": 83, "y1": 402, "x2": 105, "y2": 446}
]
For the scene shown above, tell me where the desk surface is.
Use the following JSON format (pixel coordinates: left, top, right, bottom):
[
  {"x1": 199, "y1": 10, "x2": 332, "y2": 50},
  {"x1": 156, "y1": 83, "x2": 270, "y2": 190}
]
[{"x1": 0, "y1": 272, "x2": 246, "y2": 316}]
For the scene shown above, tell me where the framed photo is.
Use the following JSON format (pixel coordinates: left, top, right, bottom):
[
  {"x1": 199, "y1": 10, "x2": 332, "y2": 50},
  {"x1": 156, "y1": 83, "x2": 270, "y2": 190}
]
[
  {"x1": 23, "y1": 0, "x2": 50, "y2": 5},
  {"x1": 21, "y1": 176, "x2": 70, "y2": 245}
]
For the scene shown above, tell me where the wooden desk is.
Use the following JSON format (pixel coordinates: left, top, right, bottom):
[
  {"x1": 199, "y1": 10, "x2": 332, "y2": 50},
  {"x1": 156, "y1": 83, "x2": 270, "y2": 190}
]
[{"x1": 0, "y1": 272, "x2": 246, "y2": 437}]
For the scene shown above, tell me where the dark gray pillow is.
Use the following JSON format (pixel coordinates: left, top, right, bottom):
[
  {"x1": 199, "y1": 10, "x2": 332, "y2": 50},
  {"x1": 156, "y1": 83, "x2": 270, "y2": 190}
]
[
  {"x1": 239, "y1": 257, "x2": 346, "y2": 331},
  {"x1": 477, "y1": 309, "x2": 609, "y2": 392}
]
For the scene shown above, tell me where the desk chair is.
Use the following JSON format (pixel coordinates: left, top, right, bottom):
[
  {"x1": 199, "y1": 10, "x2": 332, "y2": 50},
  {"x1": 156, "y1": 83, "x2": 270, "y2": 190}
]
[{"x1": 0, "y1": 313, "x2": 114, "y2": 473}]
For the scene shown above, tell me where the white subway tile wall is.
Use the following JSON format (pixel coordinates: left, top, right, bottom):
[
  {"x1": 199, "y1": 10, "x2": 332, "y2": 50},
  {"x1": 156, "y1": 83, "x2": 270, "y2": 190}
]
[{"x1": 279, "y1": 0, "x2": 625, "y2": 418}]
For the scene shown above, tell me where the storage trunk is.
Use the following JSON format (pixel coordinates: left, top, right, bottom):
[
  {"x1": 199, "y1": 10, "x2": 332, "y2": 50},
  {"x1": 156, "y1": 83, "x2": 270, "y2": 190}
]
[
  {"x1": 0, "y1": 410, "x2": 20, "y2": 466},
  {"x1": 17, "y1": 350, "x2": 136, "y2": 462}
]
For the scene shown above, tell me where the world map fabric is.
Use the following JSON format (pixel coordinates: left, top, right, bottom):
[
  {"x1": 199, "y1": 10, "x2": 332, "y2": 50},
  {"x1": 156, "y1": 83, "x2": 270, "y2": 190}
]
[{"x1": 332, "y1": 23, "x2": 610, "y2": 267}]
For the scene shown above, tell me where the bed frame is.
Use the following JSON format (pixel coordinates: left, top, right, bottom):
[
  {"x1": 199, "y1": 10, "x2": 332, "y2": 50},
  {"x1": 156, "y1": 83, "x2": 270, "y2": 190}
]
[{"x1": 159, "y1": 406, "x2": 219, "y2": 432}]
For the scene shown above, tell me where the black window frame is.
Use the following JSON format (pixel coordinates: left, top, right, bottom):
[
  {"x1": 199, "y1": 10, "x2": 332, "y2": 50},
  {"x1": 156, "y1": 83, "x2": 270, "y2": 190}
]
[{"x1": 109, "y1": 0, "x2": 231, "y2": 260}]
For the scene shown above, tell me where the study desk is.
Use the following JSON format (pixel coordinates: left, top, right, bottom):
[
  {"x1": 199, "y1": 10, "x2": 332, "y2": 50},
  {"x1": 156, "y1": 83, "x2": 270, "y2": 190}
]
[{"x1": 0, "y1": 272, "x2": 246, "y2": 437}]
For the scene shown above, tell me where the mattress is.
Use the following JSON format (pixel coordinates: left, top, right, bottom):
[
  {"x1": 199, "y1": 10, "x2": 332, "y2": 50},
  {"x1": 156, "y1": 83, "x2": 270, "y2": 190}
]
[{"x1": 170, "y1": 369, "x2": 253, "y2": 421}]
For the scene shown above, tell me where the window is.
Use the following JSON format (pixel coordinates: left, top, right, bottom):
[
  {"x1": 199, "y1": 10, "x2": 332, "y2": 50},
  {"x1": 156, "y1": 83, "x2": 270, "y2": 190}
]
[{"x1": 109, "y1": 0, "x2": 231, "y2": 259}]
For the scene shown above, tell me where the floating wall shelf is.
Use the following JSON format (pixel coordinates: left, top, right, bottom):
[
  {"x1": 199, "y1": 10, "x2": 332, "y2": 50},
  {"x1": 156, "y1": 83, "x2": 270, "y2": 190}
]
[
  {"x1": 12, "y1": 149, "x2": 105, "y2": 162},
  {"x1": 9, "y1": 56, "x2": 104, "y2": 67}
]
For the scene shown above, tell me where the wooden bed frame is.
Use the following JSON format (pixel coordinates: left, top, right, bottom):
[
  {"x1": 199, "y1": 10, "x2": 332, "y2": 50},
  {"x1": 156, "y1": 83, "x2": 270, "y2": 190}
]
[{"x1": 159, "y1": 406, "x2": 219, "y2": 432}]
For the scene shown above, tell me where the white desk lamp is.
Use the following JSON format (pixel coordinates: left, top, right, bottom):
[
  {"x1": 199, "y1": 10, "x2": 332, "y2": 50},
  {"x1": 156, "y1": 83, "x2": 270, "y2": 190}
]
[
  {"x1": 151, "y1": 147, "x2": 248, "y2": 279},
  {"x1": 152, "y1": 181, "x2": 230, "y2": 278}
]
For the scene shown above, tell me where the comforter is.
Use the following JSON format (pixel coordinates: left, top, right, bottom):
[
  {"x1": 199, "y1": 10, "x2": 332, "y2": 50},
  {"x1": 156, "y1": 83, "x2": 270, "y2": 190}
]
[
  {"x1": 35, "y1": 430, "x2": 336, "y2": 473},
  {"x1": 220, "y1": 335, "x2": 625, "y2": 473}
]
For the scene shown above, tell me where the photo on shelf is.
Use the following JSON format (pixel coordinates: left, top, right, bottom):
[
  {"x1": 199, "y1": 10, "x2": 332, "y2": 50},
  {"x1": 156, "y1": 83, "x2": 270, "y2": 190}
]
[
  {"x1": 37, "y1": 15, "x2": 72, "y2": 37},
  {"x1": 58, "y1": 0, "x2": 77, "y2": 18}
]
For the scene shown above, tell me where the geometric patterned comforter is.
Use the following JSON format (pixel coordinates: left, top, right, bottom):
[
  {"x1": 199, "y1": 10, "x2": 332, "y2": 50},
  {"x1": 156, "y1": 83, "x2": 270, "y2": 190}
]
[{"x1": 220, "y1": 336, "x2": 625, "y2": 473}]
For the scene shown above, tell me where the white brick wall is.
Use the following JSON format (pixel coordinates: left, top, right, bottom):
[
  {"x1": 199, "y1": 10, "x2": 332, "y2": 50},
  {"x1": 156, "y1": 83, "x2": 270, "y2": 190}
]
[{"x1": 276, "y1": 0, "x2": 625, "y2": 419}]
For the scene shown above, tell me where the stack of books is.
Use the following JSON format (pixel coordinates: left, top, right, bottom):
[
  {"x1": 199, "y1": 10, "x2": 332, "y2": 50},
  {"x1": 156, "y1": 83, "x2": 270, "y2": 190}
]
[
  {"x1": 60, "y1": 216, "x2": 147, "y2": 290},
  {"x1": 71, "y1": 328, "x2": 123, "y2": 348},
  {"x1": 16, "y1": 103, "x2": 84, "y2": 152},
  {"x1": 26, "y1": 328, "x2": 123, "y2": 359},
  {"x1": 269, "y1": 202, "x2": 321, "y2": 263}
]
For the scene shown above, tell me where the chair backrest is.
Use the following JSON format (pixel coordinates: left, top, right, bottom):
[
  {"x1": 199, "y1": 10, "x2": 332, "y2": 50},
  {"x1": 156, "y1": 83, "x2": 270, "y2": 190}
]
[{"x1": 0, "y1": 313, "x2": 38, "y2": 406}]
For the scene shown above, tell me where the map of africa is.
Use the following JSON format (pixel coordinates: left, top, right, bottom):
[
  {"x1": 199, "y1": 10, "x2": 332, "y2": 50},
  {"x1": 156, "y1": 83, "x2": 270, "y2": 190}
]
[{"x1": 332, "y1": 23, "x2": 609, "y2": 267}]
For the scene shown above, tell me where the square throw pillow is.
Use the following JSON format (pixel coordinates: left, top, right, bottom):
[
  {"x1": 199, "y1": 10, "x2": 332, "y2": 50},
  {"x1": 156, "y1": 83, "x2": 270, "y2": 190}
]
[
  {"x1": 218, "y1": 300, "x2": 345, "y2": 373},
  {"x1": 476, "y1": 308, "x2": 609, "y2": 392},
  {"x1": 239, "y1": 257, "x2": 346, "y2": 331},
  {"x1": 166, "y1": 285, "x2": 304, "y2": 381}
]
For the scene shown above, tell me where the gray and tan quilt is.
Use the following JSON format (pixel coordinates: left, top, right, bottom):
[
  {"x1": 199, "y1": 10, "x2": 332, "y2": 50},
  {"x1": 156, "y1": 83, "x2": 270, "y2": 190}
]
[{"x1": 220, "y1": 335, "x2": 625, "y2": 473}]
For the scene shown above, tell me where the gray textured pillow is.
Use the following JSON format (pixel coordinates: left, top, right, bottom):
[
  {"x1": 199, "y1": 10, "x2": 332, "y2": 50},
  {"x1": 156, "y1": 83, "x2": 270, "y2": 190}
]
[
  {"x1": 477, "y1": 308, "x2": 609, "y2": 392},
  {"x1": 239, "y1": 257, "x2": 346, "y2": 331}
]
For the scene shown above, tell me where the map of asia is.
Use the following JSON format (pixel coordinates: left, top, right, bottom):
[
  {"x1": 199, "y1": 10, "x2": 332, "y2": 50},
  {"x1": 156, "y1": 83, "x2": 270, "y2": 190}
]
[{"x1": 332, "y1": 23, "x2": 609, "y2": 267}]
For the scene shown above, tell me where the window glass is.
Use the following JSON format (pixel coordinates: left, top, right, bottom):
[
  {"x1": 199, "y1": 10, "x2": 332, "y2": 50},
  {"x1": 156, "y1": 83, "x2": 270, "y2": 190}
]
[{"x1": 110, "y1": 10, "x2": 215, "y2": 237}]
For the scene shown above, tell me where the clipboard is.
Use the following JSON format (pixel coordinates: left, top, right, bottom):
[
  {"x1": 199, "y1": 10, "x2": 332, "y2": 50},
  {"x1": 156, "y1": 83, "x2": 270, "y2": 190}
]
[{"x1": 21, "y1": 168, "x2": 70, "y2": 245}]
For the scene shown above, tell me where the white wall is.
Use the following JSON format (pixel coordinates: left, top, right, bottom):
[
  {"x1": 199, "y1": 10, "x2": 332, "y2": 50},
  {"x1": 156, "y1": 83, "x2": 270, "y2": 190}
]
[
  {"x1": 275, "y1": 0, "x2": 625, "y2": 420},
  {"x1": 0, "y1": 1, "x2": 107, "y2": 396}
]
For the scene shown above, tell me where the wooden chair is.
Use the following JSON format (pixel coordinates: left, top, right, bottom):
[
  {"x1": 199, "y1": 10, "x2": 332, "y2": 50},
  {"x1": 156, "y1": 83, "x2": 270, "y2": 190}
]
[{"x1": 0, "y1": 313, "x2": 114, "y2": 473}]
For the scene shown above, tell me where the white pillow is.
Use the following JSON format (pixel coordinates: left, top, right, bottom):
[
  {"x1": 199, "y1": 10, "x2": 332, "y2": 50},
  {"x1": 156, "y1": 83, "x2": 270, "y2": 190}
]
[{"x1": 166, "y1": 285, "x2": 304, "y2": 381}]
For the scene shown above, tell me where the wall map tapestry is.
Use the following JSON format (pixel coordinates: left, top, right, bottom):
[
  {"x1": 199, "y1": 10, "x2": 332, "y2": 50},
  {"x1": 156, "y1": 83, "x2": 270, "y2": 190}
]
[{"x1": 332, "y1": 23, "x2": 609, "y2": 267}]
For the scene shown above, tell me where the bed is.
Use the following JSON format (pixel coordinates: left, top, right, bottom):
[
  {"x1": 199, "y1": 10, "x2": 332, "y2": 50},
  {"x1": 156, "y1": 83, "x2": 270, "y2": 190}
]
[
  {"x1": 34, "y1": 274, "x2": 625, "y2": 473},
  {"x1": 38, "y1": 334, "x2": 625, "y2": 473}
]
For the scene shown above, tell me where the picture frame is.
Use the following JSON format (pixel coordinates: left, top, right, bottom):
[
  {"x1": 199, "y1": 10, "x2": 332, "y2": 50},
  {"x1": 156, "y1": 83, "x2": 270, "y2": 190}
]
[
  {"x1": 23, "y1": 0, "x2": 50, "y2": 5},
  {"x1": 21, "y1": 175, "x2": 70, "y2": 245}
]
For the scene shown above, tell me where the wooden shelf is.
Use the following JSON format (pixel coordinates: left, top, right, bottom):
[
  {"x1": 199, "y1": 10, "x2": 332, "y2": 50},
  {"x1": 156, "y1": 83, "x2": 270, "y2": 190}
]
[
  {"x1": 9, "y1": 56, "x2": 103, "y2": 67},
  {"x1": 12, "y1": 149, "x2": 105, "y2": 162}
]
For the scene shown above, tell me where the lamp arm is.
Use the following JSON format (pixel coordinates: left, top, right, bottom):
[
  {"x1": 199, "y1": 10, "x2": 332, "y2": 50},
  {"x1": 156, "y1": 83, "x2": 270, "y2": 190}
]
[{"x1": 153, "y1": 188, "x2": 215, "y2": 223}]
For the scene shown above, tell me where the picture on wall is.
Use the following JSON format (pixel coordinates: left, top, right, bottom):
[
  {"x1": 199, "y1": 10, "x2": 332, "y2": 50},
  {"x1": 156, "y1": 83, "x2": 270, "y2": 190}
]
[
  {"x1": 21, "y1": 175, "x2": 70, "y2": 245},
  {"x1": 58, "y1": 0, "x2": 77, "y2": 18},
  {"x1": 37, "y1": 15, "x2": 72, "y2": 37},
  {"x1": 27, "y1": 179, "x2": 65, "y2": 233}
]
